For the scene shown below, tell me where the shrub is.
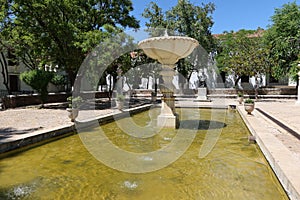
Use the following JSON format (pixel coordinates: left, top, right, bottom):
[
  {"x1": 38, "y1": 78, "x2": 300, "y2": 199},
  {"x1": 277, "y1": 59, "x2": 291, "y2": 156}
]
[
  {"x1": 237, "y1": 91, "x2": 244, "y2": 97},
  {"x1": 116, "y1": 94, "x2": 125, "y2": 101},
  {"x1": 51, "y1": 74, "x2": 66, "y2": 86},
  {"x1": 67, "y1": 96, "x2": 83, "y2": 108},
  {"x1": 20, "y1": 69, "x2": 54, "y2": 105},
  {"x1": 244, "y1": 98, "x2": 254, "y2": 104}
]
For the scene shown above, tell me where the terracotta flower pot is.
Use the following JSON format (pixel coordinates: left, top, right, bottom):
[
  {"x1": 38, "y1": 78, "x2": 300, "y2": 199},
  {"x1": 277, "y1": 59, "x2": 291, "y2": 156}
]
[{"x1": 244, "y1": 103, "x2": 255, "y2": 114}]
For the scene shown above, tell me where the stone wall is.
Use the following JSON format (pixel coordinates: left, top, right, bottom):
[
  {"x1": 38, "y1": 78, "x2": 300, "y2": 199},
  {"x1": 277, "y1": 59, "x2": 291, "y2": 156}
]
[
  {"x1": 2, "y1": 91, "x2": 111, "y2": 108},
  {"x1": 208, "y1": 87, "x2": 297, "y2": 95}
]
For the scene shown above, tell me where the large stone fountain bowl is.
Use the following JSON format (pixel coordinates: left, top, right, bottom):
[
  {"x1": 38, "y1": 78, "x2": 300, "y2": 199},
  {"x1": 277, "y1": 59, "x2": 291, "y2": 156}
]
[{"x1": 138, "y1": 36, "x2": 199, "y2": 65}]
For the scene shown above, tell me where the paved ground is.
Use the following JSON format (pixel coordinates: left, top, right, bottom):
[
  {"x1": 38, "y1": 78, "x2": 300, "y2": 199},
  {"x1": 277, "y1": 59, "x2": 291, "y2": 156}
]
[
  {"x1": 0, "y1": 106, "x2": 116, "y2": 141},
  {"x1": 255, "y1": 100, "x2": 300, "y2": 156}
]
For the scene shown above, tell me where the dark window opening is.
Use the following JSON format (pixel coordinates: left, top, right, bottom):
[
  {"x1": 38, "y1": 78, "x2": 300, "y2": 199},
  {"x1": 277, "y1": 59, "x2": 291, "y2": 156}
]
[
  {"x1": 9, "y1": 75, "x2": 19, "y2": 92},
  {"x1": 241, "y1": 76, "x2": 249, "y2": 83}
]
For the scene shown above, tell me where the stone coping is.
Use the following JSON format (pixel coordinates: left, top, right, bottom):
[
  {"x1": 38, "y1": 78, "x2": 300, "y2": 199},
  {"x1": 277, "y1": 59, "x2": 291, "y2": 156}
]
[
  {"x1": 0, "y1": 104, "x2": 153, "y2": 154},
  {"x1": 237, "y1": 105, "x2": 300, "y2": 200},
  {"x1": 0, "y1": 124, "x2": 76, "y2": 154}
]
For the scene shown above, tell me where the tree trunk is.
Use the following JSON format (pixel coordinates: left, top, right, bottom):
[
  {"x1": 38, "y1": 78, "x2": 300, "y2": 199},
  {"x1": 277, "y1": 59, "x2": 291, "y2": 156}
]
[
  {"x1": 0, "y1": 52, "x2": 11, "y2": 95},
  {"x1": 67, "y1": 70, "x2": 76, "y2": 92},
  {"x1": 154, "y1": 75, "x2": 158, "y2": 94},
  {"x1": 254, "y1": 75, "x2": 259, "y2": 100},
  {"x1": 234, "y1": 76, "x2": 241, "y2": 88},
  {"x1": 147, "y1": 76, "x2": 150, "y2": 89}
]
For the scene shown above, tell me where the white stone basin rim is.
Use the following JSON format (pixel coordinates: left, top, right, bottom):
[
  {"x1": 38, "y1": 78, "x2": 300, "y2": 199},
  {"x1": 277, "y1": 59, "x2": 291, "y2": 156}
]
[{"x1": 138, "y1": 36, "x2": 199, "y2": 65}]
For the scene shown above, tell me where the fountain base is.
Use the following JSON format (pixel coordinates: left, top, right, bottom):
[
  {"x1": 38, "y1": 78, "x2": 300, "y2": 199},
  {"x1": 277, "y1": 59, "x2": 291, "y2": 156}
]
[
  {"x1": 157, "y1": 114, "x2": 176, "y2": 127},
  {"x1": 157, "y1": 101, "x2": 176, "y2": 128}
]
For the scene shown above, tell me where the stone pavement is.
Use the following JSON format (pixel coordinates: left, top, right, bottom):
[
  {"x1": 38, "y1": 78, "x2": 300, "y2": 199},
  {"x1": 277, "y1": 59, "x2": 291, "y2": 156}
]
[
  {"x1": 0, "y1": 106, "x2": 116, "y2": 142},
  {"x1": 255, "y1": 100, "x2": 300, "y2": 137},
  {"x1": 237, "y1": 100, "x2": 300, "y2": 200}
]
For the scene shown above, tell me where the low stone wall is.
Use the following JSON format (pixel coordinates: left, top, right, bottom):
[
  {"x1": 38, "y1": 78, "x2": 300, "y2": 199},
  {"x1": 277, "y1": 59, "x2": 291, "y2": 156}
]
[
  {"x1": 208, "y1": 87, "x2": 297, "y2": 95},
  {"x1": 2, "y1": 91, "x2": 111, "y2": 108},
  {"x1": 2, "y1": 93, "x2": 69, "y2": 108}
]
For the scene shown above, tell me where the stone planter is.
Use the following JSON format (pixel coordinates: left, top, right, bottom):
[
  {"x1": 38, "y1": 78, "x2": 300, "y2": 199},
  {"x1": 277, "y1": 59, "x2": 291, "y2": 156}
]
[
  {"x1": 66, "y1": 108, "x2": 79, "y2": 122},
  {"x1": 244, "y1": 103, "x2": 255, "y2": 115}
]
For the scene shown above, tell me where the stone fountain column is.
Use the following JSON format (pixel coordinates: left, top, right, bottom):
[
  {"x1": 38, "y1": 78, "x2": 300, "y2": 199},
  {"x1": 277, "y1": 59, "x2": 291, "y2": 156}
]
[
  {"x1": 158, "y1": 65, "x2": 176, "y2": 127},
  {"x1": 138, "y1": 34, "x2": 199, "y2": 128}
]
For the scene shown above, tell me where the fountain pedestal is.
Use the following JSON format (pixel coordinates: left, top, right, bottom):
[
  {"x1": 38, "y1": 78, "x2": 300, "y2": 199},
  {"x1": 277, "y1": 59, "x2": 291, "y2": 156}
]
[
  {"x1": 158, "y1": 66, "x2": 176, "y2": 127},
  {"x1": 138, "y1": 34, "x2": 199, "y2": 128},
  {"x1": 196, "y1": 88, "x2": 208, "y2": 101},
  {"x1": 157, "y1": 101, "x2": 176, "y2": 127}
]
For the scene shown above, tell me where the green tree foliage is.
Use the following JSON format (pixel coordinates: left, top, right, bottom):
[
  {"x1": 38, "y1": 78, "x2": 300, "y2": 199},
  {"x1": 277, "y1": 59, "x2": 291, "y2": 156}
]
[
  {"x1": 216, "y1": 29, "x2": 271, "y2": 87},
  {"x1": 143, "y1": 0, "x2": 215, "y2": 51},
  {"x1": 264, "y1": 2, "x2": 300, "y2": 80},
  {"x1": 78, "y1": 32, "x2": 137, "y2": 92},
  {"x1": 0, "y1": 0, "x2": 139, "y2": 86},
  {"x1": 20, "y1": 69, "x2": 54, "y2": 106},
  {"x1": 51, "y1": 74, "x2": 67, "y2": 87},
  {"x1": 143, "y1": 2, "x2": 167, "y2": 30},
  {"x1": 142, "y1": 0, "x2": 215, "y2": 85},
  {"x1": 166, "y1": 0, "x2": 215, "y2": 51}
]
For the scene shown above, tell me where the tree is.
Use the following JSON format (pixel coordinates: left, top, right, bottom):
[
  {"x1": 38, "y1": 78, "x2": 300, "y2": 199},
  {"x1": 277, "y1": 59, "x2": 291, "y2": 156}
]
[
  {"x1": 216, "y1": 29, "x2": 271, "y2": 93},
  {"x1": 264, "y1": 2, "x2": 300, "y2": 81},
  {"x1": 20, "y1": 69, "x2": 54, "y2": 106},
  {"x1": 123, "y1": 50, "x2": 159, "y2": 91},
  {"x1": 143, "y1": 2, "x2": 167, "y2": 30},
  {"x1": 0, "y1": 51, "x2": 10, "y2": 94},
  {"x1": 166, "y1": 0, "x2": 215, "y2": 51},
  {"x1": 142, "y1": 0, "x2": 215, "y2": 88},
  {"x1": 0, "y1": 0, "x2": 139, "y2": 88}
]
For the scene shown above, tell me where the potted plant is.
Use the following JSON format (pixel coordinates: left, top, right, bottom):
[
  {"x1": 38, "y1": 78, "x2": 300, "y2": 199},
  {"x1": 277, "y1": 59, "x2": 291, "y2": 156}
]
[
  {"x1": 244, "y1": 98, "x2": 255, "y2": 114},
  {"x1": 66, "y1": 96, "x2": 83, "y2": 122},
  {"x1": 116, "y1": 94, "x2": 125, "y2": 110},
  {"x1": 151, "y1": 91, "x2": 157, "y2": 103},
  {"x1": 237, "y1": 91, "x2": 244, "y2": 105}
]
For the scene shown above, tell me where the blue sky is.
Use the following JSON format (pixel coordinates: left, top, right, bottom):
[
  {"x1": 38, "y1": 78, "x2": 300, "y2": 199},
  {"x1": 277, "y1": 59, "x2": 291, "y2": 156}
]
[{"x1": 131, "y1": 0, "x2": 300, "y2": 34}]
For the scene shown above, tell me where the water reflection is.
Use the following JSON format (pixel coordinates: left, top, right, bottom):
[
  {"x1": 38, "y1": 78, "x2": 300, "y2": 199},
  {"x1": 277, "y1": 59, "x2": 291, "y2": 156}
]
[{"x1": 180, "y1": 120, "x2": 226, "y2": 130}]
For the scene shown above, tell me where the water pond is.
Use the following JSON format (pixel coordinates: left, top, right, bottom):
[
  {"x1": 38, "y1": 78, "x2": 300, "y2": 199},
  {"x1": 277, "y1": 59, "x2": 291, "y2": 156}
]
[{"x1": 0, "y1": 108, "x2": 288, "y2": 199}]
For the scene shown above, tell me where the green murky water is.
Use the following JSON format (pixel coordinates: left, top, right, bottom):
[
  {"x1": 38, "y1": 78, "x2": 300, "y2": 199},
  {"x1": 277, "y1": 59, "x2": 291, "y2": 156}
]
[{"x1": 0, "y1": 108, "x2": 288, "y2": 199}]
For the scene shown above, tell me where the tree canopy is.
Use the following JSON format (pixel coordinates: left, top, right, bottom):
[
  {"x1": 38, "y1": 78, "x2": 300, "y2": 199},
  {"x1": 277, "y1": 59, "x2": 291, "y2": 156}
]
[
  {"x1": 264, "y1": 2, "x2": 300, "y2": 80},
  {"x1": 0, "y1": 0, "x2": 140, "y2": 86},
  {"x1": 143, "y1": 0, "x2": 215, "y2": 51},
  {"x1": 216, "y1": 29, "x2": 271, "y2": 87},
  {"x1": 142, "y1": 0, "x2": 215, "y2": 87}
]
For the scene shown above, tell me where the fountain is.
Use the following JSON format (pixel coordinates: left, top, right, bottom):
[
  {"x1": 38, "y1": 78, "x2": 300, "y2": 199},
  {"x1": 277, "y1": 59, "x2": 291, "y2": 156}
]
[{"x1": 138, "y1": 33, "x2": 199, "y2": 127}]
